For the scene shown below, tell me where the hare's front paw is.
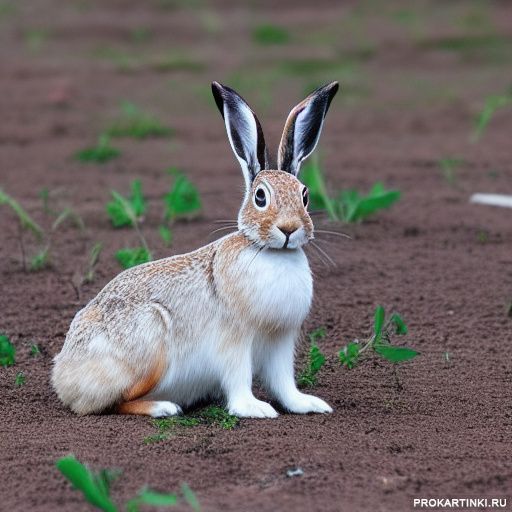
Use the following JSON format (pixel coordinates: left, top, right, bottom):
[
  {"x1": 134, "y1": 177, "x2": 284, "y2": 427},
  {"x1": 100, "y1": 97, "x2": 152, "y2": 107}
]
[
  {"x1": 229, "y1": 398, "x2": 279, "y2": 419},
  {"x1": 283, "y1": 393, "x2": 333, "y2": 414},
  {"x1": 150, "y1": 401, "x2": 183, "y2": 418}
]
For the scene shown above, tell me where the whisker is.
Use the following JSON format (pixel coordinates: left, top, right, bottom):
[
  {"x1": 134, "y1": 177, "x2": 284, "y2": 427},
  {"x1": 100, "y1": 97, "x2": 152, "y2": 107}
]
[
  {"x1": 307, "y1": 242, "x2": 337, "y2": 269},
  {"x1": 213, "y1": 219, "x2": 239, "y2": 225},
  {"x1": 314, "y1": 229, "x2": 350, "y2": 240},
  {"x1": 308, "y1": 209, "x2": 329, "y2": 217},
  {"x1": 208, "y1": 226, "x2": 238, "y2": 239}
]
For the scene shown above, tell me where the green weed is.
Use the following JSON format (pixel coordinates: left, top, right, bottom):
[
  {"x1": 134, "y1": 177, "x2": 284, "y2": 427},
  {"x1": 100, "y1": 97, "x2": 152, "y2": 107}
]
[
  {"x1": 15, "y1": 372, "x2": 26, "y2": 387},
  {"x1": 115, "y1": 247, "x2": 151, "y2": 269},
  {"x1": 29, "y1": 343, "x2": 40, "y2": 356},
  {"x1": 107, "y1": 181, "x2": 147, "y2": 228},
  {"x1": 252, "y1": 24, "x2": 291, "y2": 45},
  {"x1": 29, "y1": 246, "x2": 51, "y2": 271},
  {"x1": 0, "y1": 334, "x2": 15, "y2": 367},
  {"x1": 105, "y1": 101, "x2": 174, "y2": 139},
  {"x1": 75, "y1": 134, "x2": 121, "y2": 163},
  {"x1": 473, "y1": 91, "x2": 512, "y2": 142},
  {"x1": 164, "y1": 169, "x2": 202, "y2": 223},
  {"x1": 145, "y1": 405, "x2": 239, "y2": 442},
  {"x1": 0, "y1": 188, "x2": 42, "y2": 237},
  {"x1": 339, "y1": 306, "x2": 418, "y2": 368},
  {"x1": 438, "y1": 157, "x2": 465, "y2": 186},
  {"x1": 24, "y1": 29, "x2": 50, "y2": 52},
  {"x1": 56, "y1": 455, "x2": 198, "y2": 511},
  {"x1": 297, "y1": 329, "x2": 326, "y2": 388},
  {"x1": 301, "y1": 160, "x2": 401, "y2": 222},
  {"x1": 85, "y1": 242, "x2": 104, "y2": 282}
]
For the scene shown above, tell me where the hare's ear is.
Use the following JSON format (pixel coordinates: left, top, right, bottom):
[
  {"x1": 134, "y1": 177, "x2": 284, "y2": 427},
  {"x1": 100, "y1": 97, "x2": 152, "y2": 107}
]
[
  {"x1": 212, "y1": 81, "x2": 268, "y2": 188},
  {"x1": 278, "y1": 81, "x2": 339, "y2": 176}
]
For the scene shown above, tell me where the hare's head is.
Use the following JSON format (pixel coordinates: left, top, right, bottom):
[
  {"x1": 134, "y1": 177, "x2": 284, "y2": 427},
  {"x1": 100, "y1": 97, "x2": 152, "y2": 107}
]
[{"x1": 212, "y1": 81, "x2": 338, "y2": 250}]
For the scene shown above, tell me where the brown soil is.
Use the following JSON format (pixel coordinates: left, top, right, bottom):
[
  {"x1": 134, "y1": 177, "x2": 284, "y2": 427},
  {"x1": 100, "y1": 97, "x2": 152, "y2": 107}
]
[{"x1": 1, "y1": 1, "x2": 511, "y2": 511}]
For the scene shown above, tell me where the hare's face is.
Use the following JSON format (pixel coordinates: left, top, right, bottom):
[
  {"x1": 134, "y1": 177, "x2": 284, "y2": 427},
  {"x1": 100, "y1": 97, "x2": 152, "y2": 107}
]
[{"x1": 238, "y1": 171, "x2": 313, "y2": 250}]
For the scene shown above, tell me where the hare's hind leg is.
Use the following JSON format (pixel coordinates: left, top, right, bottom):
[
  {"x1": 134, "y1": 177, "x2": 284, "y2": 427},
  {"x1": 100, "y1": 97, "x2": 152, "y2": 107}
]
[
  {"x1": 118, "y1": 400, "x2": 182, "y2": 417},
  {"x1": 116, "y1": 352, "x2": 182, "y2": 418}
]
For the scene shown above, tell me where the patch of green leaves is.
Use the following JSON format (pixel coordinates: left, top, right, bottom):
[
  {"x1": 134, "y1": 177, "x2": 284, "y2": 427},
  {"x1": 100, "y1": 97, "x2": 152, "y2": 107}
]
[
  {"x1": 339, "y1": 306, "x2": 418, "y2": 368},
  {"x1": 57, "y1": 455, "x2": 194, "y2": 512},
  {"x1": 0, "y1": 334, "x2": 15, "y2": 367},
  {"x1": 252, "y1": 24, "x2": 290, "y2": 45},
  {"x1": 164, "y1": 168, "x2": 202, "y2": 222},
  {"x1": 301, "y1": 160, "x2": 401, "y2": 222},
  {"x1": 105, "y1": 101, "x2": 174, "y2": 139},
  {"x1": 115, "y1": 247, "x2": 151, "y2": 269},
  {"x1": 145, "y1": 406, "x2": 238, "y2": 442},
  {"x1": 107, "y1": 181, "x2": 147, "y2": 228},
  {"x1": 297, "y1": 329, "x2": 326, "y2": 387},
  {"x1": 0, "y1": 187, "x2": 43, "y2": 237},
  {"x1": 75, "y1": 134, "x2": 121, "y2": 163}
]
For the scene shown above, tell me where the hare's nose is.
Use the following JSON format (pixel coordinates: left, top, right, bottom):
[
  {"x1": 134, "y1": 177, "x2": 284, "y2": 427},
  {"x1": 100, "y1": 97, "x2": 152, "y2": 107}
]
[{"x1": 278, "y1": 227, "x2": 297, "y2": 238}]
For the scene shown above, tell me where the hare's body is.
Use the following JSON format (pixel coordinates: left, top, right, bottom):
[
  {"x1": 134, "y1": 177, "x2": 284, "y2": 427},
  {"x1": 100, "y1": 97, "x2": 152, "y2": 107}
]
[
  {"x1": 53, "y1": 81, "x2": 339, "y2": 417},
  {"x1": 54, "y1": 231, "x2": 313, "y2": 417}
]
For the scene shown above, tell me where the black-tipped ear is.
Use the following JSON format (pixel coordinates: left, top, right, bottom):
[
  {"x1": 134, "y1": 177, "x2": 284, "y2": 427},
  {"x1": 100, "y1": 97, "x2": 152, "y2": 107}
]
[
  {"x1": 277, "y1": 81, "x2": 339, "y2": 176},
  {"x1": 212, "y1": 81, "x2": 268, "y2": 189}
]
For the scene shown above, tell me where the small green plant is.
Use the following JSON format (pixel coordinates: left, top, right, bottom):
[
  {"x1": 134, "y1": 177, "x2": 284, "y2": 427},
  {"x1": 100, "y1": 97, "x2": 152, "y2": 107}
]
[
  {"x1": 438, "y1": 157, "x2": 465, "y2": 186},
  {"x1": 24, "y1": 29, "x2": 49, "y2": 51},
  {"x1": 0, "y1": 187, "x2": 42, "y2": 237},
  {"x1": 57, "y1": 455, "x2": 197, "y2": 511},
  {"x1": 85, "y1": 243, "x2": 104, "y2": 282},
  {"x1": 29, "y1": 343, "x2": 40, "y2": 356},
  {"x1": 301, "y1": 160, "x2": 401, "y2": 222},
  {"x1": 115, "y1": 247, "x2": 151, "y2": 269},
  {"x1": 29, "y1": 246, "x2": 51, "y2": 271},
  {"x1": 107, "y1": 181, "x2": 147, "y2": 228},
  {"x1": 0, "y1": 335, "x2": 15, "y2": 367},
  {"x1": 339, "y1": 306, "x2": 418, "y2": 368},
  {"x1": 164, "y1": 169, "x2": 202, "y2": 223},
  {"x1": 252, "y1": 24, "x2": 291, "y2": 45},
  {"x1": 145, "y1": 405, "x2": 239, "y2": 442},
  {"x1": 15, "y1": 372, "x2": 26, "y2": 386},
  {"x1": 41, "y1": 188, "x2": 85, "y2": 231},
  {"x1": 473, "y1": 91, "x2": 512, "y2": 141},
  {"x1": 297, "y1": 329, "x2": 326, "y2": 388},
  {"x1": 75, "y1": 134, "x2": 121, "y2": 163},
  {"x1": 105, "y1": 101, "x2": 174, "y2": 139}
]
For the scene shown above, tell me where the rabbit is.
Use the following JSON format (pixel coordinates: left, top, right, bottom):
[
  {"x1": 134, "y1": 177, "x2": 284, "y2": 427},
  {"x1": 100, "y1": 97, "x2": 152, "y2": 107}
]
[{"x1": 52, "y1": 80, "x2": 339, "y2": 418}]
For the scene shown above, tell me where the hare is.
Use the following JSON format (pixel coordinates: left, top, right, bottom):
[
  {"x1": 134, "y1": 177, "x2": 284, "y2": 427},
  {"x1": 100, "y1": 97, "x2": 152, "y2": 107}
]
[{"x1": 52, "y1": 81, "x2": 339, "y2": 418}]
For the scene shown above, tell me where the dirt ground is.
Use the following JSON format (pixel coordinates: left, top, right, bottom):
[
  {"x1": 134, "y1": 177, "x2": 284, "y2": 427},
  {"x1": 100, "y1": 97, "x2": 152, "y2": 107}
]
[{"x1": 1, "y1": 1, "x2": 511, "y2": 511}]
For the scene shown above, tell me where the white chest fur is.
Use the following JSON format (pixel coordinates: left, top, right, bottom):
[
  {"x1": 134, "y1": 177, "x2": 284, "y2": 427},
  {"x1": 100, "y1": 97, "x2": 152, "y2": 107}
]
[{"x1": 223, "y1": 246, "x2": 313, "y2": 332}]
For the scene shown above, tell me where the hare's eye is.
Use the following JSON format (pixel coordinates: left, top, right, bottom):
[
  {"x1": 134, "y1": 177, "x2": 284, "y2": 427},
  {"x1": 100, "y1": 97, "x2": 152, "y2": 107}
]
[
  {"x1": 253, "y1": 185, "x2": 269, "y2": 210},
  {"x1": 302, "y1": 186, "x2": 309, "y2": 208}
]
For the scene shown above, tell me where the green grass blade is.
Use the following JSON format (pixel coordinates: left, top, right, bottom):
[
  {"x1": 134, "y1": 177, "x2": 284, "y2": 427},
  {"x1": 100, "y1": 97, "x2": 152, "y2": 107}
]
[
  {"x1": 181, "y1": 484, "x2": 201, "y2": 511},
  {"x1": 136, "y1": 488, "x2": 178, "y2": 507},
  {"x1": 391, "y1": 313, "x2": 407, "y2": 335},
  {"x1": 374, "y1": 346, "x2": 419, "y2": 362},
  {"x1": 374, "y1": 306, "x2": 385, "y2": 343},
  {"x1": 56, "y1": 456, "x2": 118, "y2": 512},
  {"x1": 473, "y1": 94, "x2": 512, "y2": 141},
  {"x1": 0, "y1": 188, "x2": 43, "y2": 237},
  {"x1": 300, "y1": 161, "x2": 338, "y2": 220}
]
